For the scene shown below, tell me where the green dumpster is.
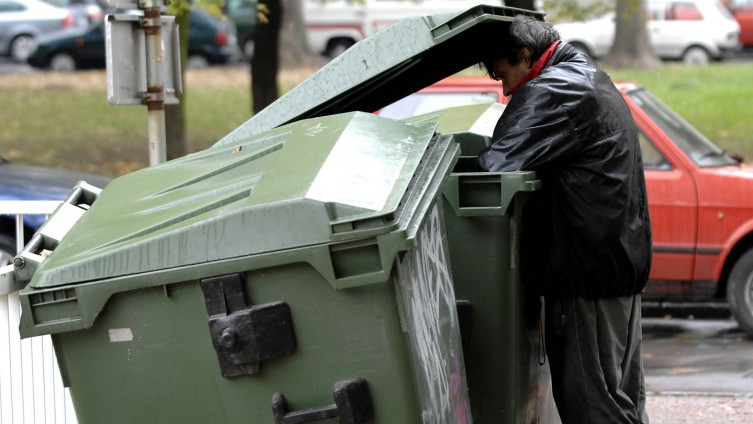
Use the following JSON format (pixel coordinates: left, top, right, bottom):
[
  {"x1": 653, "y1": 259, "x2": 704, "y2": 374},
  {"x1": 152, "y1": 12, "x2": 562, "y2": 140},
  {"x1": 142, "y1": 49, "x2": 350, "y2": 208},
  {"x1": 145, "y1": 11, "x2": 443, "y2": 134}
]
[
  {"x1": 4, "y1": 5, "x2": 562, "y2": 423},
  {"x1": 14, "y1": 112, "x2": 470, "y2": 423}
]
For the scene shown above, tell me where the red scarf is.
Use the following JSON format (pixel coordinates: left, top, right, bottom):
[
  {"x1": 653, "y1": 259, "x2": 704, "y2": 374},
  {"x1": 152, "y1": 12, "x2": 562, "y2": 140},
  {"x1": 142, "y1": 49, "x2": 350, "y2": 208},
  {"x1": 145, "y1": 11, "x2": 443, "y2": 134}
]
[{"x1": 509, "y1": 40, "x2": 561, "y2": 95}]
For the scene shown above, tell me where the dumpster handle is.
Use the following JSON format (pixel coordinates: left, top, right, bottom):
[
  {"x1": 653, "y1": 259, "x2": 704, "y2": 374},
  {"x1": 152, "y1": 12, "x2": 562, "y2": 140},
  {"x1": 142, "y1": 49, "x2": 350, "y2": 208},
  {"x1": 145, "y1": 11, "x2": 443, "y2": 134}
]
[{"x1": 272, "y1": 378, "x2": 374, "y2": 424}]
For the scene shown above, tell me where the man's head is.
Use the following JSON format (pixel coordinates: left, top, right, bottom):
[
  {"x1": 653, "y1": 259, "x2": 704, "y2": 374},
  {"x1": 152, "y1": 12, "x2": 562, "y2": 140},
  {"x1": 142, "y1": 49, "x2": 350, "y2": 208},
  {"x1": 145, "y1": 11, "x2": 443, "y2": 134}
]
[{"x1": 483, "y1": 15, "x2": 560, "y2": 96}]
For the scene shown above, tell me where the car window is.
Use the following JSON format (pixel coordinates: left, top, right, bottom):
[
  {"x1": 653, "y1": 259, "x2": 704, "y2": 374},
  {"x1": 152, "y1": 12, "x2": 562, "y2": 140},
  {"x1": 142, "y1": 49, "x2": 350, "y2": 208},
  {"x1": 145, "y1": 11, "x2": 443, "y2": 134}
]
[
  {"x1": 638, "y1": 131, "x2": 672, "y2": 170},
  {"x1": 380, "y1": 92, "x2": 497, "y2": 119},
  {"x1": 227, "y1": 0, "x2": 256, "y2": 15},
  {"x1": 629, "y1": 88, "x2": 738, "y2": 168},
  {"x1": 665, "y1": 1, "x2": 703, "y2": 20},
  {"x1": 727, "y1": 0, "x2": 751, "y2": 8},
  {"x1": 0, "y1": 0, "x2": 25, "y2": 12},
  {"x1": 715, "y1": 1, "x2": 736, "y2": 18}
]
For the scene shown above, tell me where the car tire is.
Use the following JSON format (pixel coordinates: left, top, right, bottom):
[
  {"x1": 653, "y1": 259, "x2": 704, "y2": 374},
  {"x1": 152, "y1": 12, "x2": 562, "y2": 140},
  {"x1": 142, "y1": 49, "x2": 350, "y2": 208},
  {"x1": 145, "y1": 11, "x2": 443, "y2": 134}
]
[
  {"x1": 0, "y1": 233, "x2": 17, "y2": 267},
  {"x1": 49, "y1": 52, "x2": 77, "y2": 72},
  {"x1": 187, "y1": 55, "x2": 209, "y2": 69},
  {"x1": 10, "y1": 34, "x2": 35, "y2": 62},
  {"x1": 727, "y1": 249, "x2": 753, "y2": 336},
  {"x1": 326, "y1": 39, "x2": 354, "y2": 59},
  {"x1": 682, "y1": 46, "x2": 710, "y2": 65}
]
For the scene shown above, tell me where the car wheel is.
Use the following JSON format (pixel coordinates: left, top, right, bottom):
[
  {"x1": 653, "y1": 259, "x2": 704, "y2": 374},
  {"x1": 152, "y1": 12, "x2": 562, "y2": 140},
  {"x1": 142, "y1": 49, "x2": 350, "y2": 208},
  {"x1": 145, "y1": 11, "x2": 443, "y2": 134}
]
[
  {"x1": 187, "y1": 55, "x2": 209, "y2": 69},
  {"x1": 682, "y1": 46, "x2": 710, "y2": 65},
  {"x1": 727, "y1": 249, "x2": 753, "y2": 336},
  {"x1": 49, "y1": 52, "x2": 77, "y2": 72},
  {"x1": 10, "y1": 34, "x2": 35, "y2": 62},
  {"x1": 326, "y1": 39, "x2": 354, "y2": 59},
  {"x1": 0, "y1": 233, "x2": 17, "y2": 267}
]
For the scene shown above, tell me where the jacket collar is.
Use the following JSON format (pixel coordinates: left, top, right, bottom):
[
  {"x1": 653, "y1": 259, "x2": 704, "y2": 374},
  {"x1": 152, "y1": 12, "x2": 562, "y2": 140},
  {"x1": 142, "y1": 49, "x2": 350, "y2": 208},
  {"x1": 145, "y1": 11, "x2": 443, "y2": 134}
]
[{"x1": 509, "y1": 40, "x2": 561, "y2": 94}]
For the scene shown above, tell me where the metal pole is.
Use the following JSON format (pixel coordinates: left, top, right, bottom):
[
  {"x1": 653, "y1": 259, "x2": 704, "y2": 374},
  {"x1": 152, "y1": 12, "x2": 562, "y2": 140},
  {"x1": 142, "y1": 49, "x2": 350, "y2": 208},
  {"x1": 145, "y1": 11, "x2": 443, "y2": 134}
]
[{"x1": 141, "y1": 2, "x2": 166, "y2": 165}]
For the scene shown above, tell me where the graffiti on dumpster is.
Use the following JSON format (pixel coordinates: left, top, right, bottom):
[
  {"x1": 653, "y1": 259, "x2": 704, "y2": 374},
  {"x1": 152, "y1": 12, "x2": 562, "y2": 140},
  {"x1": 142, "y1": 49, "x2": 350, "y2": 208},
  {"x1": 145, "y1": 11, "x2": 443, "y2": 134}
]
[{"x1": 396, "y1": 204, "x2": 472, "y2": 423}]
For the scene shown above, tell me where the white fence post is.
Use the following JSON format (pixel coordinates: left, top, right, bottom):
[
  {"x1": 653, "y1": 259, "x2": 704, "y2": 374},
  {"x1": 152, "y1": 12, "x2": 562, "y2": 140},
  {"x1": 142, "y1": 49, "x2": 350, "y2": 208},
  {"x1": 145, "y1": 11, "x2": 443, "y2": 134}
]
[{"x1": 0, "y1": 201, "x2": 77, "y2": 424}]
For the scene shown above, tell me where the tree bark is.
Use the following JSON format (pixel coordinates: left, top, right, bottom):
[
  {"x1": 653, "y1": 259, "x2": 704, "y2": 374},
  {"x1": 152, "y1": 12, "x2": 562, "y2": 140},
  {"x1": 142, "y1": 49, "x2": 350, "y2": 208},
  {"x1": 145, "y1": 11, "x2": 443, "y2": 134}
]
[
  {"x1": 251, "y1": 0, "x2": 283, "y2": 114},
  {"x1": 165, "y1": 11, "x2": 190, "y2": 159},
  {"x1": 602, "y1": 0, "x2": 662, "y2": 69},
  {"x1": 279, "y1": 0, "x2": 311, "y2": 67}
]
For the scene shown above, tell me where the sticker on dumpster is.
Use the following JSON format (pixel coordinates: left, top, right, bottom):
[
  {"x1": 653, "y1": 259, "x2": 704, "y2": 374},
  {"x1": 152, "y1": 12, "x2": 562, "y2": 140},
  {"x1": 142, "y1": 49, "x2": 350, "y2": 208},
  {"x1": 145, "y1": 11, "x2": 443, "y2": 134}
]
[
  {"x1": 306, "y1": 125, "x2": 416, "y2": 211},
  {"x1": 395, "y1": 205, "x2": 472, "y2": 423},
  {"x1": 108, "y1": 328, "x2": 134, "y2": 342}
]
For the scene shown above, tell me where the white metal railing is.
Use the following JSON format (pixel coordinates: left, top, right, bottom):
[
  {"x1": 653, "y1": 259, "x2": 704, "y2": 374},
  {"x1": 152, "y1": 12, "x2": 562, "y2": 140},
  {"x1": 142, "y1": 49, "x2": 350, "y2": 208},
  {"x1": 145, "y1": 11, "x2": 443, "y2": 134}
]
[{"x1": 0, "y1": 201, "x2": 77, "y2": 424}]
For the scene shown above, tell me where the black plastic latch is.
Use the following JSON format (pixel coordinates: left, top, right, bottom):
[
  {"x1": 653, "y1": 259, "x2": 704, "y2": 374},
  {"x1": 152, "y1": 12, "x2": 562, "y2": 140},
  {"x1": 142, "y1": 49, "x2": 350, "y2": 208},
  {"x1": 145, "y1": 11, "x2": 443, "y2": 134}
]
[
  {"x1": 201, "y1": 273, "x2": 296, "y2": 377},
  {"x1": 272, "y1": 378, "x2": 375, "y2": 424},
  {"x1": 456, "y1": 300, "x2": 473, "y2": 346}
]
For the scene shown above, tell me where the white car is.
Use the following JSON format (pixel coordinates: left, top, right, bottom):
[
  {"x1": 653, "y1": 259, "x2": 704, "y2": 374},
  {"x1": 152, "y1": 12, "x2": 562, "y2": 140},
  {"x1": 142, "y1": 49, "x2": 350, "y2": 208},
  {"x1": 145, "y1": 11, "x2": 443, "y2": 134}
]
[
  {"x1": 555, "y1": 0, "x2": 741, "y2": 64},
  {"x1": 304, "y1": 0, "x2": 501, "y2": 58},
  {"x1": 0, "y1": 0, "x2": 75, "y2": 61}
]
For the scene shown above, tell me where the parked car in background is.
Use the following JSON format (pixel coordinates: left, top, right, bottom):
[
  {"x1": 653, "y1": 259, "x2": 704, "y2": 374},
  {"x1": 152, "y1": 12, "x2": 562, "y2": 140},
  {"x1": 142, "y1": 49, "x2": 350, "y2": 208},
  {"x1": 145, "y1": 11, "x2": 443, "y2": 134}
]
[
  {"x1": 379, "y1": 76, "x2": 507, "y2": 119},
  {"x1": 382, "y1": 76, "x2": 753, "y2": 336},
  {"x1": 555, "y1": 0, "x2": 741, "y2": 64},
  {"x1": 185, "y1": 7, "x2": 239, "y2": 67},
  {"x1": 303, "y1": 0, "x2": 501, "y2": 58},
  {"x1": 224, "y1": 0, "x2": 257, "y2": 59},
  {"x1": 44, "y1": 0, "x2": 103, "y2": 28},
  {"x1": 724, "y1": 0, "x2": 753, "y2": 46},
  {"x1": 0, "y1": 158, "x2": 111, "y2": 265},
  {"x1": 27, "y1": 18, "x2": 102, "y2": 70},
  {"x1": 0, "y1": 0, "x2": 74, "y2": 61},
  {"x1": 27, "y1": 8, "x2": 238, "y2": 71}
]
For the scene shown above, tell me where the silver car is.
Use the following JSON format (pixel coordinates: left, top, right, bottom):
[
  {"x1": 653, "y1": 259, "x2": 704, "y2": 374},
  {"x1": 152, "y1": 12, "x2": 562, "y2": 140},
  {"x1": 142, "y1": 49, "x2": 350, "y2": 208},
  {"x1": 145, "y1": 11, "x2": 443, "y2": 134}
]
[
  {"x1": 46, "y1": 0, "x2": 104, "y2": 29},
  {"x1": 0, "y1": 0, "x2": 74, "y2": 61}
]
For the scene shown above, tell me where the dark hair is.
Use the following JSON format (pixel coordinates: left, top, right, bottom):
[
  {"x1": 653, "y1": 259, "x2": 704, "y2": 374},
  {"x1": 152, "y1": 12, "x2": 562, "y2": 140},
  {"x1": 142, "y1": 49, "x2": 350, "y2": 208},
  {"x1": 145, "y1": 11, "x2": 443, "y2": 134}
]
[{"x1": 482, "y1": 15, "x2": 560, "y2": 80}]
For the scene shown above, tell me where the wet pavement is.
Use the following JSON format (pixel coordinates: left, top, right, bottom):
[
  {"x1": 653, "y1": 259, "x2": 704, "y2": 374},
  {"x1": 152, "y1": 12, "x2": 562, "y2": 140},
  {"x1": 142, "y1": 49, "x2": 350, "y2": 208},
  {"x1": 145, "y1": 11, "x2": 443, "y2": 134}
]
[{"x1": 642, "y1": 317, "x2": 753, "y2": 395}]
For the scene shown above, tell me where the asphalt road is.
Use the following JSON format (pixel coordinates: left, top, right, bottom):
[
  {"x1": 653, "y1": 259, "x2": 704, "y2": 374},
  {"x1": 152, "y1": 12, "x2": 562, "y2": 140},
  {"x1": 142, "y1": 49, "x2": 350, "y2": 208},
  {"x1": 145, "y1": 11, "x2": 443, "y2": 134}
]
[
  {"x1": 642, "y1": 317, "x2": 753, "y2": 424},
  {"x1": 643, "y1": 317, "x2": 753, "y2": 394}
]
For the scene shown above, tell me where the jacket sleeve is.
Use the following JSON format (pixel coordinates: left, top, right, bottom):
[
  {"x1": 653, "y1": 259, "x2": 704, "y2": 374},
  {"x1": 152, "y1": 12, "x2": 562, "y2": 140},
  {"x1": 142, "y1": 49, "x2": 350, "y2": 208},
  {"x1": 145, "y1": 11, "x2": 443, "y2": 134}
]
[{"x1": 477, "y1": 84, "x2": 580, "y2": 173}]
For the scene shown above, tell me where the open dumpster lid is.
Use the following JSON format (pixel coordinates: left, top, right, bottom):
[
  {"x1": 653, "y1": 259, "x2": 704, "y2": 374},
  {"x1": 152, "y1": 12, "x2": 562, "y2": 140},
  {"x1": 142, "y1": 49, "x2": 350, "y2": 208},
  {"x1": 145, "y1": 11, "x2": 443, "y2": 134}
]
[{"x1": 216, "y1": 4, "x2": 545, "y2": 145}]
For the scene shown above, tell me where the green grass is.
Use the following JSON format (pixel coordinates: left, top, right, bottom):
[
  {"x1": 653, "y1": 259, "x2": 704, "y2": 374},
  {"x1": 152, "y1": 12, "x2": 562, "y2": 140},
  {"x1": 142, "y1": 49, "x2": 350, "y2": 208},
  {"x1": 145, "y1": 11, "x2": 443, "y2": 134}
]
[
  {"x1": 1, "y1": 63, "x2": 751, "y2": 178},
  {"x1": 606, "y1": 63, "x2": 753, "y2": 158},
  {"x1": 0, "y1": 74, "x2": 253, "y2": 176}
]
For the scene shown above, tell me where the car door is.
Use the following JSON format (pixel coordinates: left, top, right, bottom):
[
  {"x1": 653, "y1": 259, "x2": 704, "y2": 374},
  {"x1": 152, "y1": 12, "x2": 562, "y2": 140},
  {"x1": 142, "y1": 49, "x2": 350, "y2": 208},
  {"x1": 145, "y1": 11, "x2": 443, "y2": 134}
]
[
  {"x1": 648, "y1": 0, "x2": 704, "y2": 58},
  {"x1": 630, "y1": 105, "x2": 699, "y2": 285}
]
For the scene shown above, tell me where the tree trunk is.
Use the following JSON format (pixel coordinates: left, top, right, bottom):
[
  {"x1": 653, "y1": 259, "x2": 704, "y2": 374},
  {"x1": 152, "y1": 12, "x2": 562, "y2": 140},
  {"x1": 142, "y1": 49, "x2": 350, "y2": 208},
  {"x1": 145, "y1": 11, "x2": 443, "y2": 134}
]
[
  {"x1": 165, "y1": 11, "x2": 190, "y2": 159},
  {"x1": 602, "y1": 0, "x2": 662, "y2": 69},
  {"x1": 251, "y1": 0, "x2": 283, "y2": 114},
  {"x1": 504, "y1": 0, "x2": 535, "y2": 11},
  {"x1": 279, "y1": 0, "x2": 311, "y2": 67}
]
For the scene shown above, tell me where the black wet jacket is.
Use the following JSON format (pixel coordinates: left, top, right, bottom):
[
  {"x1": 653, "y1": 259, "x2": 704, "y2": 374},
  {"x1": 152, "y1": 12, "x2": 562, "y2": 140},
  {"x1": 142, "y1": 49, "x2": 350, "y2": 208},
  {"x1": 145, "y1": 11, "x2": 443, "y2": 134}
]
[{"x1": 477, "y1": 43, "x2": 652, "y2": 299}]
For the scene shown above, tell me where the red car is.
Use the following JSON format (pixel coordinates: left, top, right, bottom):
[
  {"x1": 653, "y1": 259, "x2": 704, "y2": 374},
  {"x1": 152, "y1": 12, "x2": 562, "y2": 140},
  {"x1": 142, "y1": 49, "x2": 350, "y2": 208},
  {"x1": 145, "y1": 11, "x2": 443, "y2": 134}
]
[
  {"x1": 381, "y1": 77, "x2": 753, "y2": 335},
  {"x1": 724, "y1": 0, "x2": 753, "y2": 46}
]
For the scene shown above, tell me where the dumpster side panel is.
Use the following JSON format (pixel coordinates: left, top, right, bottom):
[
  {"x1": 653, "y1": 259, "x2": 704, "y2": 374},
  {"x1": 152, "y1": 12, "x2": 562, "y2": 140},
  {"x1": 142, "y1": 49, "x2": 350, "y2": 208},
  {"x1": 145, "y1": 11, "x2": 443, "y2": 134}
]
[
  {"x1": 443, "y1": 204, "x2": 532, "y2": 423},
  {"x1": 441, "y1": 169, "x2": 560, "y2": 424},
  {"x1": 395, "y1": 203, "x2": 471, "y2": 424},
  {"x1": 52, "y1": 264, "x2": 421, "y2": 423}
]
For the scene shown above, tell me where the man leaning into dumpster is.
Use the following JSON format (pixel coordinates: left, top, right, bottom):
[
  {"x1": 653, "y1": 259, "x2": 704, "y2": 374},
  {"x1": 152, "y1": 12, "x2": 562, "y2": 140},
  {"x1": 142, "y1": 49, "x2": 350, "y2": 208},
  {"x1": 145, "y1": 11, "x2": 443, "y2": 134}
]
[{"x1": 477, "y1": 15, "x2": 652, "y2": 424}]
